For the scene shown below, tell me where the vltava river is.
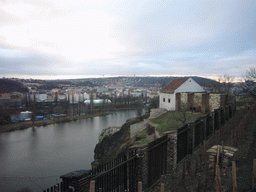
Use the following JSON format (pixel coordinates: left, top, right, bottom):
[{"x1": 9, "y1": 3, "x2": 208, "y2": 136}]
[{"x1": 0, "y1": 110, "x2": 144, "y2": 192}]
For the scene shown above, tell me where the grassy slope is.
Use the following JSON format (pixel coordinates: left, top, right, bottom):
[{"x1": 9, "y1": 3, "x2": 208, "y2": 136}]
[
  {"x1": 150, "y1": 111, "x2": 205, "y2": 134},
  {"x1": 133, "y1": 111, "x2": 205, "y2": 145}
]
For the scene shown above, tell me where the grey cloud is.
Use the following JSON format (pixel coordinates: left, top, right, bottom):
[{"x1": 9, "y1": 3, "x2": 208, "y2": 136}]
[{"x1": 114, "y1": 0, "x2": 256, "y2": 57}]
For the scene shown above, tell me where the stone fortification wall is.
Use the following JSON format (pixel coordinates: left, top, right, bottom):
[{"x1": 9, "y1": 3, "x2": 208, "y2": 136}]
[
  {"x1": 193, "y1": 93, "x2": 203, "y2": 112},
  {"x1": 180, "y1": 93, "x2": 188, "y2": 104},
  {"x1": 130, "y1": 108, "x2": 167, "y2": 138},
  {"x1": 209, "y1": 94, "x2": 221, "y2": 111},
  {"x1": 130, "y1": 120, "x2": 149, "y2": 138}
]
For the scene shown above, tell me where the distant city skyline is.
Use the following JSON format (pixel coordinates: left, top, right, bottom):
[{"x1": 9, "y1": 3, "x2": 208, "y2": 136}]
[{"x1": 0, "y1": 0, "x2": 256, "y2": 80}]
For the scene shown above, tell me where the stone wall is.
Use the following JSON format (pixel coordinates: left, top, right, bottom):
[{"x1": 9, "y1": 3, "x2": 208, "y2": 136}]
[
  {"x1": 193, "y1": 93, "x2": 203, "y2": 112},
  {"x1": 130, "y1": 108, "x2": 167, "y2": 138},
  {"x1": 180, "y1": 93, "x2": 188, "y2": 104},
  {"x1": 209, "y1": 94, "x2": 221, "y2": 111},
  {"x1": 202, "y1": 93, "x2": 209, "y2": 113},
  {"x1": 165, "y1": 131, "x2": 177, "y2": 172}
]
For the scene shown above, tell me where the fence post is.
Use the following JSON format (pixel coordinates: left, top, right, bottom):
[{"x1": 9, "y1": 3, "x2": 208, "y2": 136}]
[
  {"x1": 129, "y1": 144, "x2": 148, "y2": 191},
  {"x1": 165, "y1": 131, "x2": 177, "y2": 172},
  {"x1": 138, "y1": 181, "x2": 142, "y2": 192},
  {"x1": 90, "y1": 180, "x2": 95, "y2": 192},
  {"x1": 232, "y1": 161, "x2": 237, "y2": 192},
  {"x1": 160, "y1": 183, "x2": 164, "y2": 192},
  {"x1": 216, "y1": 165, "x2": 221, "y2": 192},
  {"x1": 253, "y1": 158, "x2": 256, "y2": 189}
]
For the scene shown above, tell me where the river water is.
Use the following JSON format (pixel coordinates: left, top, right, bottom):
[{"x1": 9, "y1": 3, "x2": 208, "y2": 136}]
[{"x1": 0, "y1": 109, "x2": 144, "y2": 192}]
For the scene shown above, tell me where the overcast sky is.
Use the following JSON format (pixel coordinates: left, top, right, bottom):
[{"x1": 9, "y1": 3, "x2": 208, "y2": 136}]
[{"x1": 0, "y1": 0, "x2": 256, "y2": 80}]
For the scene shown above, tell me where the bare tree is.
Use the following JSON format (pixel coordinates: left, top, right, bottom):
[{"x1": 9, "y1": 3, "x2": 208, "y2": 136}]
[
  {"x1": 222, "y1": 74, "x2": 234, "y2": 93},
  {"x1": 173, "y1": 101, "x2": 188, "y2": 125},
  {"x1": 217, "y1": 75, "x2": 234, "y2": 93},
  {"x1": 242, "y1": 68, "x2": 256, "y2": 98}
]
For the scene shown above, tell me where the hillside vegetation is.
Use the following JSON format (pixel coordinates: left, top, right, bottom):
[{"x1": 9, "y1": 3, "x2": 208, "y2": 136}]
[{"x1": 0, "y1": 79, "x2": 28, "y2": 93}]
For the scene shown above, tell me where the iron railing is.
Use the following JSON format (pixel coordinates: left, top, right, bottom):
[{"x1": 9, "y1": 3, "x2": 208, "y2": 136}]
[
  {"x1": 148, "y1": 135, "x2": 169, "y2": 187},
  {"x1": 177, "y1": 124, "x2": 189, "y2": 163},
  {"x1": 91, "y1": 155, "x2": 138, "y2": 192}
]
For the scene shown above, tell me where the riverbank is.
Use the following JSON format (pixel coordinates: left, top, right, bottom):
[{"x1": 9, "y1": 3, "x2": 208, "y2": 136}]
[
  {"x1": 0, "y1": 112, "x2": 111, "y2": 133},
  {"x1": 1, "y1": 107, "x2": 147, "y2": 133}
]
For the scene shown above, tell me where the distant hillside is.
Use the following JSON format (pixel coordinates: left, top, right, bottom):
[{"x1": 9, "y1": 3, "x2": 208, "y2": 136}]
[
  {"x1": 0, "y1": 79, "x2": 29, "y2": 93},
  {"x1": 22, "y1": 79, "x2": 95, "y2": 90},
  {"x1": 87, "y1": 76, "x2": 219, "y2": 88},
  {"x1": 3, "y1": 76, "x2": 219, "y2": 91},
  {"x1": 133, "y1": 76, "x2": 218, "y2": 88}
]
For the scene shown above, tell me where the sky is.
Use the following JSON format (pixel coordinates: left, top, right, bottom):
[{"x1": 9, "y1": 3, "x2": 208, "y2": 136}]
[{"x1": 0, "y1": 0, "x2": 256, "y2": 80}]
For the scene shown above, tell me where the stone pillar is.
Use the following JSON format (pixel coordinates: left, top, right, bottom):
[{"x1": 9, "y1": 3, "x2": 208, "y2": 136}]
[
  {"x1": 164, "y1": 131, "x2": 178, "y2": 172},
  {"x1": 129, "y1": 144, "x2": 148, "y2": 191},
  {"x1": 175, "y1": 93, "x2": 181, "y2": 110},
  {"x1": 202, "y1": 93, "x2": 209, "y2": 113},
  {"x1": 187, "y1": 93, "x2": 194, "y2": 111},
  {"x1": 60, "y1": 170, "x2": 92, "y2": 192},
  {"x1": 220, "y1": 94, "x2": 228, "y2": 107}
]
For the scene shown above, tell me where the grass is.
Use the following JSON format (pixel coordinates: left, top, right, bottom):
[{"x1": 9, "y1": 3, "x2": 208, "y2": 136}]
[
  {"x1": 133, "y1": 129, "x2": 155, "y2": 145},
  {"x1": 132, "y1": 111, "x2": 205, "y2": 145},
  {"x1": 150, "y1": 111, "x2": 205, "y2": 134}
]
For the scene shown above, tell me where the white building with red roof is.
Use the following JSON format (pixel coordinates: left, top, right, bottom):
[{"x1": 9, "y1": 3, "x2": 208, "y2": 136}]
[{"x1": 159, "y1": 78, "x2": 205, "y2": 111}]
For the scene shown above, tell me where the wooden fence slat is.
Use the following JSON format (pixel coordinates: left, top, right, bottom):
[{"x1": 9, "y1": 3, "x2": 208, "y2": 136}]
[
  {"x1": 90, "y1": 180, "x2": 95, "y2": 192},
  {"x1": 216, "y1": 145, "x2": 220, "y2": 166},
  {"x1": 160, "y1": 183, "x2": 164, "y2": 192},
  {"x1": 138, "y1": 181, "x2": 142, "y2": 192},
  {"x1": 216, "y1": 165, "x2": 221, "y2": 192},
  {"x1": 232, "y1": 161, "x2": 237, "y2": 192}
]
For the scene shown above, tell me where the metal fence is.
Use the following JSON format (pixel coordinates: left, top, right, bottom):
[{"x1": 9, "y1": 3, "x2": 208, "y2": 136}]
[
  {"x1": 44, "y1": 104, "x2": 237, "y2": 192},
  {"x1": 229, "y1": 105, "x2": 233, "y2": 119},
  {"x1": 91, "y1": 154, "x2": 138, "y2": 192},
  {"x1": 176, "y1": 105, "x2": 236, "y2": 164},
  {"x1": 89, "y1": 135, "x2": 170, "y2": 191},
  {"x1": 220, "y1": 107, "x2": 225, "y2": 125},
  {"x1": 205, "y1": 114, "x2": 213, "y2": 139},
  {"x1": 177, "y1": 124, "x2": 189, "y2": 164},
  {"x1": 214, "y1": 110, "x2": 220, "y2": 130},
  {"x1": 148, "y1": 135, "x2": 169, "y2": 187},
  {"x1": 194, "y1": 119, "x2": 205, "y2": 149},
  {"x1": 43, "y1": 182, "x2": 68, "y2": 192}
]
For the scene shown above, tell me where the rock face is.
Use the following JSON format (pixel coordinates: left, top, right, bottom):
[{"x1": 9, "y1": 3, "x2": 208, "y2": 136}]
[
  {"x1": 93, "y1": 113, "x2": 149, "y2": 165},
  {"x1": 98, "y1": 127, "x2": 121, "y2": 142}
]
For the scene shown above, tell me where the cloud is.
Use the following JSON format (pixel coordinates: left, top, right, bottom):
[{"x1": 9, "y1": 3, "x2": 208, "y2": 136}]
[
  {"x1": 113, "y1": 0, "x2": 256, "y2": 56},
  {"x1": 0, "y1": 0, "x2": 256, "y2": 79}
]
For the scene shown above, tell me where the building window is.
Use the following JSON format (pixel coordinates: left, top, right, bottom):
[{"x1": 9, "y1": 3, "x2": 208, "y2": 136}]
[
  {"x1": 163, "y1": 98, "x2": 165, "y2": 102},
  {"x1": 168, "y1": 99, "x2": 170, "y2": 103}
]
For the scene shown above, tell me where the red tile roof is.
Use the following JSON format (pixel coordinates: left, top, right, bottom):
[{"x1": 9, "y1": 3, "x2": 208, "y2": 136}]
[
  {"x1": 1, "y1": 93, "x2": 10, "y2": 97},
  {"x1": 161, "y1": 78, "x2": 188, "y2": 93}
]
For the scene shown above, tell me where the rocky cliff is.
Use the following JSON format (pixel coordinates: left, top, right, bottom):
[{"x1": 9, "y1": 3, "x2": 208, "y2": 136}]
[{"x1": 93, "y1": 113, "x2": 150, "y2": 165}]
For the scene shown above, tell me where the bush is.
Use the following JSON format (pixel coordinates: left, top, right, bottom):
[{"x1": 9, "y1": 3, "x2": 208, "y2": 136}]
[{"x1": 0, "y1": 112, "x2": 11, "y2": 125}]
